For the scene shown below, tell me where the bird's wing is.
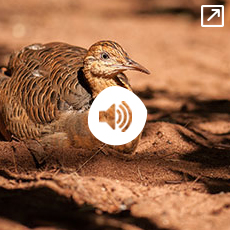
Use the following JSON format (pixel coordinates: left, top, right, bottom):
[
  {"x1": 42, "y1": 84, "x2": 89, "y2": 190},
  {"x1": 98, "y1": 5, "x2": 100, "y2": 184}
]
[{"x1": 2, "y1": 42, "x2": 91, "y2": 129}]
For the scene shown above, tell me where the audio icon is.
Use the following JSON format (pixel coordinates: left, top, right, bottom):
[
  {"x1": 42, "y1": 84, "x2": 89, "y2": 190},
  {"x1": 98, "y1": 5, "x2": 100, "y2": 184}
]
[
  {"x1": 88, "y1": 86, "x2": 147, "y2": 146},
  {"x1": 99, "y1": 101, "x2": 132, "y2": 132}
]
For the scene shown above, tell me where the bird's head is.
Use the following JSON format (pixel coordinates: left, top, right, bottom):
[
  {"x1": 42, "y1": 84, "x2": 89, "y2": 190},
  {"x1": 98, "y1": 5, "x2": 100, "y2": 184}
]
[{"x1": 84, "y1": 41, "x2": 150, "y2": 78}]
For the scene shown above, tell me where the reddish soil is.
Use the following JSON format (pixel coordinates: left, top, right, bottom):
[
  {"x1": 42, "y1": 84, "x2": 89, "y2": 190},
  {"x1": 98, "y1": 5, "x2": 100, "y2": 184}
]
[{"x1": 0, "y1": 1, "x2": 230, "y2": 230}]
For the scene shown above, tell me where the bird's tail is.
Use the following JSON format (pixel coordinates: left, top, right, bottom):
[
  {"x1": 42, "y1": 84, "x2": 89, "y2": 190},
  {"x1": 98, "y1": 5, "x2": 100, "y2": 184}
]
[
  {"x1": 0, "y1": 66, "x2": 10, "y2": 87},
  {"x1": 0, "y1": 66, "x2": 12, "y2": 141}
]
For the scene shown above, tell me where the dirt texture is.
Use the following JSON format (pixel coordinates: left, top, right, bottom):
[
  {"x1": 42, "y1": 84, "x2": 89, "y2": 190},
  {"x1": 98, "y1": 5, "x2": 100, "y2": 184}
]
[{"x1": 0, "y1": 0, "x2": 230, "y2": 230}]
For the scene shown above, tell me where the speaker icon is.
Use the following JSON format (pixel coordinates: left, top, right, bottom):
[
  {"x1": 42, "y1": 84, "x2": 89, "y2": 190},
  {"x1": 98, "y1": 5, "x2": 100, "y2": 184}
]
[
  {"x1": 99, "y1": 101, "x2": 132, "y2": 132},
  {"x1": 88, "y1": 86, "x2": 147, "y2": 146}
]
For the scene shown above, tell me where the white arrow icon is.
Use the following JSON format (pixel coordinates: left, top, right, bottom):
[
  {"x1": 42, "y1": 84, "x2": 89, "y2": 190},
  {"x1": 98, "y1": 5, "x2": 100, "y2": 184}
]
[
  {"x1": 207, "y1": 9, "x2": 220, "y2": 21},
  {"x1": 201, "y1": 5, "x2": 224, "y2": 27}
]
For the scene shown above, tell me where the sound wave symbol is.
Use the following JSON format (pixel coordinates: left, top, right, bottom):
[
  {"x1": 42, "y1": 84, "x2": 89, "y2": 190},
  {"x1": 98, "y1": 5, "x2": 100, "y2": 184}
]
[
  {"x1": 99, "y1": 101, "x2": 132, "y2": 132},
  {"x1": 116, "y1": 101, "x2": 132, "y2": 132}
]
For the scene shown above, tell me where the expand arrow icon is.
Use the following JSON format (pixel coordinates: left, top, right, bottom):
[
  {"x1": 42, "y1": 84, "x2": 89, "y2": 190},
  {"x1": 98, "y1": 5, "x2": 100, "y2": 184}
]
[{"x1": 207, "y1": 9, "x2": 220, "y2": 21}]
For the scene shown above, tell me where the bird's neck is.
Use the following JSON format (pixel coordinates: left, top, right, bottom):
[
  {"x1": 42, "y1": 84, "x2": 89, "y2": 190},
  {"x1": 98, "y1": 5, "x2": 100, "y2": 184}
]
[{"x1": 83, "y1": 71, "x2": 131, "y2": 98}]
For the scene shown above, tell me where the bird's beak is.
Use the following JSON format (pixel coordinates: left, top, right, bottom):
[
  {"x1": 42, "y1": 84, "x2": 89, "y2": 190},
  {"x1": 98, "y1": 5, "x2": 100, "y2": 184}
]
[{"x1": 123, "y1": 58, "x2": 150, "y2": 75}]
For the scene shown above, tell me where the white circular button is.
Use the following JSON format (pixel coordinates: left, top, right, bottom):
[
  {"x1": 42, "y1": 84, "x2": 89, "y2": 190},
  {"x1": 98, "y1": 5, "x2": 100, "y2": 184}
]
[{"x1": 88, "y1": 86, "x2": 147, "y2": 145}]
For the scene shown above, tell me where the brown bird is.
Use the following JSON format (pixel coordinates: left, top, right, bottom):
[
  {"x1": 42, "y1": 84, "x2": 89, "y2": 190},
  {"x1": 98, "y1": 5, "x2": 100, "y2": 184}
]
[{"x1": 0, "y1": 41, "x2": 149, "y2": 156}]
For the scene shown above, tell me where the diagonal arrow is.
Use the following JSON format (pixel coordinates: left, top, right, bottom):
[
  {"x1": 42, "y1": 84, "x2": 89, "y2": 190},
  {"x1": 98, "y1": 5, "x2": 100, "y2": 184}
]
[{"x1": 207, "y1": 9, "x2": 221, "y2": 21}]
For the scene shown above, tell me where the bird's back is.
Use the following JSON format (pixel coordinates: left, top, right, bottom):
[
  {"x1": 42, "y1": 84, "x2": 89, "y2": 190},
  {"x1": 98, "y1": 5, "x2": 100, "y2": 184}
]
[{"x1": 0, "y1": 42, "x2": 92, "y2": 140}]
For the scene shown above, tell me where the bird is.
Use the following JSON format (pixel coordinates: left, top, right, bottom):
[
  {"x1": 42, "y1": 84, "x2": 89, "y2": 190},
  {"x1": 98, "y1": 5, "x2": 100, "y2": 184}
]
[{"x1": 0, "y1": 41, "x2": 150, "y2": 157}]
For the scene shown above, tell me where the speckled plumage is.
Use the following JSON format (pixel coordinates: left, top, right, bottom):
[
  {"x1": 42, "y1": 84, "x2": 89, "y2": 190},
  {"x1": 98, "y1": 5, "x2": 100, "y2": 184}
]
[{"x1": 0, "y1": 41, "x2": 149, "y2": 154}]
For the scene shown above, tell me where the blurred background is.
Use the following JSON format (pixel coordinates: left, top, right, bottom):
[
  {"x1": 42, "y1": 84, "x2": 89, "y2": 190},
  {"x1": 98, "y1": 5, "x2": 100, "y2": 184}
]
[
  {"x1": 1, "y1": 2, "x2": 230, "y2": 230},
  {"x1": 0, "y1": 0, "x2": 229, "y2": 102}
]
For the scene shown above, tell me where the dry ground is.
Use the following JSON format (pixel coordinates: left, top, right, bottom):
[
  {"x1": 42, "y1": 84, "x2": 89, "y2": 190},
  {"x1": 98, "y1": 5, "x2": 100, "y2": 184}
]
[{"x1": 0, "y1": 1, "x2": 230, "y2": 230}]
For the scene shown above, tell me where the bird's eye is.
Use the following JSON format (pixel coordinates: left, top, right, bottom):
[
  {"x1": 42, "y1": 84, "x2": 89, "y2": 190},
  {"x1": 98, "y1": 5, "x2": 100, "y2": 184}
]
[{"x1": 101, "y1": 52, "x2": 110, "y2": 60}]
